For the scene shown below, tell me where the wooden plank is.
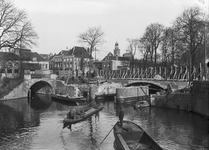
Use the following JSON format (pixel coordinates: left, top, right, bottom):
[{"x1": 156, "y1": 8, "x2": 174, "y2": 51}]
[{"x1": 117, "y1": 134, "x2": 131, "y2": 150}]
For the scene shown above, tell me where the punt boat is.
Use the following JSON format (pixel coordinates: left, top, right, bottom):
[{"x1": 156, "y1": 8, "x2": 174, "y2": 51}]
[
  {"x1": 63, "y1": 105, "x2": 104, "y2": 128},
  {"x1": 51, "y1": 93, "x2": 87, "y2": 105},
  {"x1": 113, "y1": 120, "x2": 163, "y2": 150}
]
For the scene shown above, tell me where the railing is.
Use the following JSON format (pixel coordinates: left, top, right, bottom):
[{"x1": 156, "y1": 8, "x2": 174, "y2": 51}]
[{"x1": 98, "y1": 65, "x2": 206, "y2": 81}]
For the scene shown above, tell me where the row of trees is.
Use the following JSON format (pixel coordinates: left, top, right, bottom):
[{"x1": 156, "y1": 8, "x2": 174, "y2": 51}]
[
  {"x1": 1, "y1": 0, "x2": 208, "y2": 72},
  {"x1": 127, "y1": 6, "x2": 209, "y2": 69}
]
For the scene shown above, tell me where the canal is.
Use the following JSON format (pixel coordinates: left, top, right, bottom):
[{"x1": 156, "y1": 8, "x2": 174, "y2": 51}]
[{"x1": 0, "y1": 94, "x2": 208, "y2": 150}]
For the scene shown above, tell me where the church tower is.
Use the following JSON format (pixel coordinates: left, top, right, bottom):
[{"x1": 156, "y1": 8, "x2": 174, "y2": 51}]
[{"x1": 114, "y1": 42, "x2": 120, "y2": 56}]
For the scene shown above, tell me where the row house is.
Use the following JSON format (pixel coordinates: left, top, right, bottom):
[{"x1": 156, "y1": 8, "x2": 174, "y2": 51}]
[{"x1": 50, "y1": 46, "x2": 92, "y2": 78}]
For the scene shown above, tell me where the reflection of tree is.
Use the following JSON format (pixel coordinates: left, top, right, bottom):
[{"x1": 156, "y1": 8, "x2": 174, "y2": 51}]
[
  {"x1": 87, "y1": 117, "x2": 97, "y2": 145},
  {"x1": 0, "y1": 101, "x2": 40, "y2": 136}
]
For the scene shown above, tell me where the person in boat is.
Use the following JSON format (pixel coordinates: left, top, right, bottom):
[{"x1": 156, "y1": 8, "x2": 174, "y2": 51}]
[
  {"x1": 166, "y1": 83, "x2": 172, "y2": 95},
  {"x1": 118, "y1": 107, "x2": 124, "y2": 127},
  {"x1": 67, "y1": 109, "x2": 76, "y2": 119},
  {"x1": 67, "y1": 110, "x2": 72, "y2": 119}
]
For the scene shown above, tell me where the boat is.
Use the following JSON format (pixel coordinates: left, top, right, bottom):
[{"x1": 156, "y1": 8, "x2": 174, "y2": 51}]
[
  {"x1": 63, "y1": 104, "x2": 104, "y2": 128},
  {"x1": 133, "y1": 101, "x2": 150, "y2": 109},
  {"x1": 51, "y1": 94, "x2": 87, "y2": 106},
  {"x1": 113, "y1": 120, "x2": 163, "y2": 150}
]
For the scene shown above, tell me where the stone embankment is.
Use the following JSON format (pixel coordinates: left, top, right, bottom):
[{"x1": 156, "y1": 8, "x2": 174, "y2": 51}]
[
  {"x1": 0, "y1": 80, "x2": 29, "y2": 100},
  {"x1": 151, "y1": 81, "x2": 209, "y2": 118}
]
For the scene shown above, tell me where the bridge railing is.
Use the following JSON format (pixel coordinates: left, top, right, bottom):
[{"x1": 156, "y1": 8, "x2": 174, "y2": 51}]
[{"x1": 99, "y1": 64, "x2": 206, "y2": 81}]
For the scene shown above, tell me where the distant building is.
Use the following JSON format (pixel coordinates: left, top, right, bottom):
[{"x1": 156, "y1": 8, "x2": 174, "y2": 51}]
[
  {"x1": 63, "y1": 46, "x2": 91, "y2": 76},
  {"x1": 39, "y1": 53, "x2": 53, "y2": 60},
  {"x1": 0, "y1": 52, "x2": 21, "y2": 79},
  {"x1": 52, "y1": 50, "x2": 68, "y2": 74},
  {"x1": 14, "y1": 48, "x2": 49, "y2": 75},
  {"x1": 123, "y1": 50, "x2": 132, "y2": 58},
  {"x1": 49, "y1": 46, "x2": 92, "y2": 77},
  {"x1": 95, "y1": 42, "x2": 131, "y2": 71},
  {"x1": 114, "y1": 42, "x2": 120, "y2": 56}
]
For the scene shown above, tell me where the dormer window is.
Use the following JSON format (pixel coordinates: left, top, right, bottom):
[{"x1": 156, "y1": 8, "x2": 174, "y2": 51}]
[{"x1": 33, "y1": 57, "x2": 37, "y2": 61}]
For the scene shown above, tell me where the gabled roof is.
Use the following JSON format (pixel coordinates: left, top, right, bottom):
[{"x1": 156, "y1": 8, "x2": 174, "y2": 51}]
[
  {"x1": 0, "y1": 52, "x2": 21, "y2": 61},
  {"x1": 19, "y1": 50, "x2": 46, "y2": 61},
  {"x1": 58, "y1": 50, "x2": 69, "y2": 56},
  {"x1": 66, "y1": 46, "x2": 92, "y2": 59},
  {"x1": 30, "y1": 52, "x2": 46, "y2": 61}
]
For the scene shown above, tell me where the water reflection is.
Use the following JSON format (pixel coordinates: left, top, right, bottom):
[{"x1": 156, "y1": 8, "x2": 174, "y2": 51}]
[
  {"x1": 0, "y1": 98, "x2": 208, "y2": 150},
  {"x1": 29, "y1": 94, "x2": 51, "y2": 110}
]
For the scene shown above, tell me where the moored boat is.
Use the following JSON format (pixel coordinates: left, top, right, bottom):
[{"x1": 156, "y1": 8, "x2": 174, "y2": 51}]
[
  {"x1": 113, "y1": 120, "x2": 163, "y2": 150},
  {"x1": 51, "y1": 94, "x2": 87, "y2": 105},
  {"x1": 134, "y1": 101, "x2": 150, "y2": 109},
  {"x1": 63, "y1": 105, "x2": 104, "y2": 128}
]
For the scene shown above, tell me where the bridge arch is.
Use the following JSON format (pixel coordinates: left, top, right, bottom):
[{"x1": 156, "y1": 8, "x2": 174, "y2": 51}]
[
  {"x1": 125, "y1": 81, "x2": 166, "y2": 95},
  {"x1": 29, "y1": 80, "x2": 53, "y2": 97}
]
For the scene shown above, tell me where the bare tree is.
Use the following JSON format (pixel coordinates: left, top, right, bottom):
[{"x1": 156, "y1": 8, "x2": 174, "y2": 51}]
[
  {"x1": 173, "y1": 6, "x2": 206, "y2": 68},
  {"x1": 0, "y1": 0, "x2": 38, "y2": 51},
  {"x1": 138, "y1": 23, "x2": 164, "y2": 66},
  {"x1": 78, "y1": 26, "x2": 105, "y2": 59},
  {"x1": 138, "y1": 36, "x2": 151, "y2": 68},
  {"x1": 126, "y1": 38, "x2": 139, "y2": 68}
]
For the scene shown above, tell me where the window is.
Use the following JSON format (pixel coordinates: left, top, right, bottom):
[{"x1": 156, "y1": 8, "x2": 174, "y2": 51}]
[
  {"x1": 7, "y1": 69, "x2": 12, "y2": 73},
  {"x1": 6, "y1": 62, "x2": 13, "y2": 69},
  {"x1": 14, "y1": 69, "x2": 19, "y2": 73}
]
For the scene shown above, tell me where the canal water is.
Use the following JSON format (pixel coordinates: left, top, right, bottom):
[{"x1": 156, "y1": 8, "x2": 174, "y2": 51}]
[{"x1": 0, "y1": 94, "x2": 208, "y2": 150}]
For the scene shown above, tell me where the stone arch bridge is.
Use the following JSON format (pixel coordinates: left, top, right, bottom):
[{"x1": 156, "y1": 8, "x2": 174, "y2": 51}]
[{"x1": 2, "y1": 77, "x2": 57, "y2": 100}]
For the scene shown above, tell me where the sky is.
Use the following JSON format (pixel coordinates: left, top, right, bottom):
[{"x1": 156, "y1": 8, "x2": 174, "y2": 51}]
[{"x1": 13, "y1": 0, "x2": 208, "y2": 60}]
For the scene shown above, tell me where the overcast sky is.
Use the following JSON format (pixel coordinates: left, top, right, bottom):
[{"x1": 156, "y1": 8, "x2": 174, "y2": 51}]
[{"x1": 13, "y1": 0, "x2": 208, "y2": 60}]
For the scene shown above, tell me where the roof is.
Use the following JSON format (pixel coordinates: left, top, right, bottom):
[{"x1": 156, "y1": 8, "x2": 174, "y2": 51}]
[
  {"x1": 21, "y1": 63, "x2": 41, "y2": 70},
  {"x1": 0, "y1": 52, "x2": 21, "y2": 61},
  {"x1": 58, "y1": 50, "x2": 69, "y2": 56},
  {"x1": 66, "y1": 46, "x2": 92, "y2": 59},
  {"x1": 102, "y1": 55, "x2": 130, "y2": 61},
  {"x1": 18, "y1": 50, "x2": 46, "y2": 61},
  {"x1": 30, "y1": 52, "x2": 46, "y2": 61}
]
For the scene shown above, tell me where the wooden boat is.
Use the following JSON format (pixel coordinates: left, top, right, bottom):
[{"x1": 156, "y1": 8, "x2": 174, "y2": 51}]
[
  {"x1": 113, "y1": 120, "x2": 163, "y2": 150},
  {"x1": 134, "y1": 101, "x2": 150, "y2": 109},
  {"x1": 63, "y1": 105, "x2": 104, "y2": 128},
  {"x1": 51, "y1": 94, "x2": 87, "y2": 106}
]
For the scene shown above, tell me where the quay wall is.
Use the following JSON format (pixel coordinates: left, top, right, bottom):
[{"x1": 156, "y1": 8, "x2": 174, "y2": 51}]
[
  {"x1": 0, "y1": 80, "x2": 29, "y2": 100},
  {"x1": 152, "y1": 94, "x2": 191, "y2": 111},
  {"x1": 152, "y1": 81, "x2": 209, "y2": 118},
  {"x1": 191, "y1": 81, "x2": 209, "y2": 117}
]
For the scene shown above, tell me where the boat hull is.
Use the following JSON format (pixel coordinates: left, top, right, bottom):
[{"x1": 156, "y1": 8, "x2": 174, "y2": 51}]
[
  {"x1": 63, "y1": 106, "x2": 104, "y2": 128},
  {"x1": 113, "y1": 120, "x2": 163, "y2": 150},
  {"x1": 51, "y1": 94, "x2": 86, "y2": 105}
]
